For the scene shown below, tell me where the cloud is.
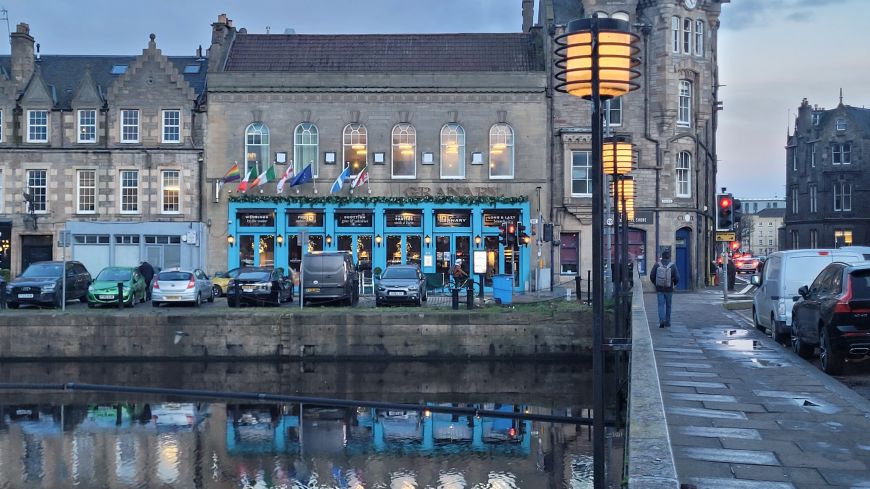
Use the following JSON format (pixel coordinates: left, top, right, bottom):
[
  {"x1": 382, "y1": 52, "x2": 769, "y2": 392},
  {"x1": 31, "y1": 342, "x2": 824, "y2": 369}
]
[{"x1": 721, "y1": 0, "x2": 857, "y2": 31}]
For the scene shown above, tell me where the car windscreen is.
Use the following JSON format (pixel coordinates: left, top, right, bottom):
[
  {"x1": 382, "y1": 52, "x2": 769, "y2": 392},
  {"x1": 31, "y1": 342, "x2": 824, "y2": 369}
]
[
  {"x1": 237, "y1": 271, "x2": 270, "y2": 281},
  {"x1": 21, "y1": 264, "x2": 63, "y2": 278},
  {"x1": 96, "y1": 269, "x2": 132, "y2": 282},
  {"x1": 850, "y1": 270, "x2": 870, "y2": 300},
  {"x1": 382, "y1": 268, "x2": 418, "y2": 279},
  {"x1": 158, "y1": 271, "x2": 192, "y2": 281}
]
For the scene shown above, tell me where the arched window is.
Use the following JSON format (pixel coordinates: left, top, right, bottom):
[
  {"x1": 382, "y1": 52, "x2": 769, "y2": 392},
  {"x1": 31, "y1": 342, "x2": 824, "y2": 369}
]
[
  {"x1": 489, "y1": 124, "x2": 514, "y2": 179},
  {"x1": 694, "y1": 19, "x2": 705, "y2": 56},
  {"x1": 440, "y1": 123, "x2": 465, "y2": 179},
  {"x1": 612, "y1": 11, "x2": 630, "y2": 21},
  {"x1": 391, "y1": 124, "x2": 417, "y2": 179},
  {"x1": 342, "y1": 123, "x2": 367, "y2": 173},
  {"x1": 671, "y1": 16, "x2": 680, "y2": 53},
  {"x1": 676, "y1": 152, "x2": 692, "y2": 198},
  {"x1": 294, "y1": 123, "x2": 319, "y2": 177},
  {"x1": 245, "y1": 122, "x2": 270, "y2": 176},
  {"x1": 678, "y1": 80, "x2": 692, "y2": 127}
]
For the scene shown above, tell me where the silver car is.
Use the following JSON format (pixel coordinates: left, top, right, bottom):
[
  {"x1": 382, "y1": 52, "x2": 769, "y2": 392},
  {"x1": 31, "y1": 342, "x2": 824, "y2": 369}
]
[
  {"x1": 151, "y1": 268, "x2": 215, "y2": 307},
  {"x1": 375, "y1": 264, "x2": 427, "y2": 307}
]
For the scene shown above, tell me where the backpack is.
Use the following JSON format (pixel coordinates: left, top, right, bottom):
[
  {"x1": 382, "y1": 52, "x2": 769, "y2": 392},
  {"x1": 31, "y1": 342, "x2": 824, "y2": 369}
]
[{"x1": 655, "y1": 262, "x2": 673, "y2": 288}]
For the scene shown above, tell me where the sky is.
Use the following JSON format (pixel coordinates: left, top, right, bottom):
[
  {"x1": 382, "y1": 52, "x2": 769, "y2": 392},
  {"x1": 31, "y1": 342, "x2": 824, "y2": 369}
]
[{"x1": 2, "y1": 0, "x2": 868, "y2": 200}]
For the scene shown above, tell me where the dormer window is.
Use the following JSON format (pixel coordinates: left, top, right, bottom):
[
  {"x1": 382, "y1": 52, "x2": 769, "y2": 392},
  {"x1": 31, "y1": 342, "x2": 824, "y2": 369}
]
[
  {"x1": 110, "y1": 64, "x2": 128, "y2": 75},
  {"x1": 836, "y1": 118, "x2": 847, "y2": 131},
  {"x1": 811, "y1": 112, "x2": 820, "y2": 126}
]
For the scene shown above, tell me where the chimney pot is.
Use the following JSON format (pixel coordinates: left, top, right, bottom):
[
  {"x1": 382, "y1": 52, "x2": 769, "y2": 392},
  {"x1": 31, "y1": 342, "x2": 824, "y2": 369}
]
[{"x1": 16, "y1": 22, "x2": 29, "y2": 34}]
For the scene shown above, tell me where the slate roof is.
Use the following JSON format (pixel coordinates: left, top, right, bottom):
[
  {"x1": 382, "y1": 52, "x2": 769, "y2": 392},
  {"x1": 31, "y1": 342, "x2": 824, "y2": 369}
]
[
  {"x1": 0, "y1": 55, "x2": 207, "y2": 108},
  {"x1": 551, "y1": 0, "x2": 584, "y2": 25},
  {"x1": 756, "y1": 207, "x2": 786, "y2": 218},
  {"x1": 845, "y1": 105, "x2": 870, "y2": 136},
  {"x1": 223, "y1": 33, "x2": 545, "y2": 72}
]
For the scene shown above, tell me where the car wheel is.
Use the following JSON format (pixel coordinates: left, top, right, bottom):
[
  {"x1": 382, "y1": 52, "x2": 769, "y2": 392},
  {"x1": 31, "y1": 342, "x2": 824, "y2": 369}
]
[
  {"x1": 752, "y1": 306, "x2": 763, "y2": 331},
  {"x1": 228, "y1": 298, "x2": 238, "y2": 308},
  {"x1": 54, "y1": 293, "x2": 64, "y2": 309},
  {"x1": 87, "y1": 302, "x2": 95, "y2": 309},
  {"x1": 7, "y1": 301, "x2": 18, "y2": 309},
  {"x1": 416, "y1": 296, "x2": 422, "y2": 307},
  {"x1": 422, "y1": 289, "x2": 427, "y2": 302},
  {"x1": 376, "y1": 299, "x2": 382, "y2": 307},
  {"x1": 152, "y1": 301, "x2": 161, "y2": 308},
  {"x1": 819, "y1": 325, "x2": 844, "y2": 375},
  {"x1": 272, "y1": 290, "x2": 281, "y2": 307},
  {"x1": 207, "y1": 289, "x2": 215, "y2": 303},
  {"x1": 194, "y1": 293, "x2": 201, "y2": 307},
  {"x1": 790, "y1": 319, "x2": 814, "y2": 358},
  {"x1": 212, "y1": 285, "x2": 222, "y2": 298},
  {"x1": 127, "y1": 295, "x2": 135, "y2": 308}
]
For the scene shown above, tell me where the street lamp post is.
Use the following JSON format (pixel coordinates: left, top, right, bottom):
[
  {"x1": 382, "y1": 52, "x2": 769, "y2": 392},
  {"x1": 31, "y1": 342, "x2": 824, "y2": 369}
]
[
  {"x1": 555, "y1": 14, "x2": 640, "y2": 488},
  {"x1": 604, "y1": 137, "x2": 633, "y2": 340}
]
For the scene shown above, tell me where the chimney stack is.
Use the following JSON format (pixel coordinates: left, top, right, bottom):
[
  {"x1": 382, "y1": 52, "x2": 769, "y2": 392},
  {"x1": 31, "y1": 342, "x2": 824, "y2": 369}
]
[
  {"x1": 208, "y1": 13, "x2": 236, "y2": 72},
  {"x1": 522, "y1": 0, "x2": 534, "y2": 32},
  {"x1": 11, "y1": 22, "x2": 35, "y2": 87}
]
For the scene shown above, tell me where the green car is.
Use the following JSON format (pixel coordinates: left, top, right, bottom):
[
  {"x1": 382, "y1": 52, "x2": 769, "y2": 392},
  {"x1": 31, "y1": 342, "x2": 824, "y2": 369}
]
[{"x1": 87, "y1": 266, "x2": 147, "y2": 308}]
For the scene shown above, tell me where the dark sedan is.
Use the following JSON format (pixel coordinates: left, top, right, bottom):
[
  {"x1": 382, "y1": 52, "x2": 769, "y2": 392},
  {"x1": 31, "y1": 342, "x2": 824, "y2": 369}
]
[
  {"x1": 791, "y1": 261, "x2": 870, "y2": 374},
  {"x1": 5, "y1": 261, "x2": 91, "y2": 309},
  {"x1": 375, "y1": 264, "x2": 427, "y2": 307},
  {"x1": 227, "y1": 267, "x2": 293, "y2": 307}
]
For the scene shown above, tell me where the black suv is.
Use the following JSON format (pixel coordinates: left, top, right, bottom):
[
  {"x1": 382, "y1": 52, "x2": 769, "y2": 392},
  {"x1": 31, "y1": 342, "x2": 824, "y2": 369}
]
[
  {"x1": 227, "y1": 267, "x2": 293, "y2": 307},
  {"x1": 5, "y1": 261, "x2": 91, "y2": 309}
]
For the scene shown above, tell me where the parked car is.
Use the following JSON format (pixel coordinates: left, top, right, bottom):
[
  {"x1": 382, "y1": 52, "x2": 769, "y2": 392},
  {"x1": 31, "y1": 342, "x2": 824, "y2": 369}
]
[
  {"x1": 211, "y1": 267, "x2": 240, "y2": 297},
  {"x1": 87, "y1": 266, "x2": 147, "y2": 307},
  {"x1": 301, "y1": 251, "x2": 359, "y2": 306},
  {"x1": 226, "y1": 267, "x2": 293, "y2": 307},
  {"x1": 151, "y1": 268, "x2": 215, "y2": 307},
  {"x1": 375, "y1": 263, "x2": 427, "y2": 307},
  {"x1": 791, "y1": 262, "x2": 870, "y2": 374},
  {"x1": 751, "y1": 249, "x2": 865, "y2": 342},
  {"x1": 5, "y1": 261, "x2": 91, "y2": 309}
]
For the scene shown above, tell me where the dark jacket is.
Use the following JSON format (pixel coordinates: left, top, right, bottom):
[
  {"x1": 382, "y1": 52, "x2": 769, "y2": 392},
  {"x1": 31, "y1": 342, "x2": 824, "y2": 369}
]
[
  {"x1": 649, "y1": 259, "x2": 679, "y2": 292},
  {"x1": 138, "y1": 261, "x2": 155, "y2": 284}
]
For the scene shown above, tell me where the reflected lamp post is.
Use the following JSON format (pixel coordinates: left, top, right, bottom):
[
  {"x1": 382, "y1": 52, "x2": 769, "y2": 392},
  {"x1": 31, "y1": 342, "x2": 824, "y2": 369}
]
[
  {"x1": 555, "y1": 14, "x2": 640, "y2": 488},
  {"x1": 604, "y1": 137, "x2": 633, "y2": 341}
]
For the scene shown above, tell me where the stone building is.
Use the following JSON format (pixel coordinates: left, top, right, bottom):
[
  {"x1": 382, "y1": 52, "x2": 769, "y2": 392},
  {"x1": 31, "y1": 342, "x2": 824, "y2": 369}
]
[
  {"x1": 744, "y1": 207, "x2": 784, "y2": 256},
  {"x1": 203, "y1": 15, "x2": 549, "y2": 290},
  {"x1": 0, "y1": 23, "x2": 207, "y2": 276},
  {"x1": 541, "y1": 0, "x2": 728, "y2": 290},
  {"x1": 784, "y1": 96, "x2": 870, "y2": 249}
]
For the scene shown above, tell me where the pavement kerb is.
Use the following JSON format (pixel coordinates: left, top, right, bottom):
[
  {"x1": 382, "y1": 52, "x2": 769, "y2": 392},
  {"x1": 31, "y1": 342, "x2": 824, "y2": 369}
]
[{"x1": 627, "y1": 273, "x2": 680, "y2": 489}]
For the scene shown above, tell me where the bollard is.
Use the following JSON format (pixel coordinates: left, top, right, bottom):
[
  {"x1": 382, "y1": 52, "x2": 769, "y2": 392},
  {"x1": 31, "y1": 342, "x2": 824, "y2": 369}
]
[
  {"x1": 566, "y1": 288, "x2": 571, "y2": 300},
  {"x1": 0, "y1": 278, "x2": 6, "y2": 310},
  {"x1": 575, "y1": 275, "x2": 582, "y2": 301},
  {"x1": 586, "y1": 270, "x2": 592, "y2": 305},
  {"x1": 451, "y1": 288, "x2": 460, "y2": 310},
  {"x1": 466, "y1": 287, "x2": 474, "y2": 310},
  {"x1": 117, "y1": 282, "x2": 124, "y2": 309}
]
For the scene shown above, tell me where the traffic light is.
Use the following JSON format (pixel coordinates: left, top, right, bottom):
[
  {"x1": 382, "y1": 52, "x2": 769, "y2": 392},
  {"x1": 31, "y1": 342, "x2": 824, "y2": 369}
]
[
  {"x1": 518, "y1": 223, "x2": 531, "y2": 246},
  {"x1": 506, "y1": 222, "x2": 517, "y2": 247},
  {"x1": 732, "y1": 198, "x2": 743, "y2": 236},
  {"x1": 543, "y1": 223, "x2": 553, "y2": 242},
  {"x1": 498, "y1": 222, "x2": 508, "y2": 246},
  {"x1": 730, "y1": 240, "x2": 741, "y2": 251},
  {"x1": 716, "y1": 193, "x2": 734, "y2": 231}
]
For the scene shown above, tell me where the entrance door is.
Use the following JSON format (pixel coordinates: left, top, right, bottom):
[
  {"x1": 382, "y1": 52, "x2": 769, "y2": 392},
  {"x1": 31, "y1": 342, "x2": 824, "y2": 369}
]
[
  {"x1": 21, "y1": 235, "x2": 52, "y2": 271},
  {"x1": 238, "y1": 234, "x2": 275, "y2": 268},
  {"x1": 434, "y1": 235, "x2": 472, "y2": 281},
  {"x1": 675, "y1": 227, "x2": 691, "y2": 290}
]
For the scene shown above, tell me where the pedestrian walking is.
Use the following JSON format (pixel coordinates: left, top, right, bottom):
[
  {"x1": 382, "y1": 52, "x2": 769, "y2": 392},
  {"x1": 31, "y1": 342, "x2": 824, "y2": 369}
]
[
  {"x1": 649, "y1": 250, "x2": 679, "y2": 328},
  {"x1": 138, "y1": 261, "x2": 155, "y2": 299},
  {"x1": 452, "y1": 259, "x2": 469, "y2": 288}
]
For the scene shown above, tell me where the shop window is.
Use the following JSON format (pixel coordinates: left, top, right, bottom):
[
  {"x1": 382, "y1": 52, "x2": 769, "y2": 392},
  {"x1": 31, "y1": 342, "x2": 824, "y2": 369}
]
[
  {"x1": 489, "y1": 123, "x2": 514, "y2": 179},
  {"x1": 245, "y1": 122, "x2": 270, "y2": 176},
  {"x1": 391, "y1": 123, "x2": 416, "y2": 178},
  {"x1": 560, "y1": 233, "x2": 579, "y2": 274},
  {"x1": 440, "y1": 123, "x2": 466, "y2": 179}
]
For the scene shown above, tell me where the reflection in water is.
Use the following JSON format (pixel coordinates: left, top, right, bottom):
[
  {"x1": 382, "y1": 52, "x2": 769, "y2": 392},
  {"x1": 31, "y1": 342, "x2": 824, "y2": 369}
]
[{"x1": 0, "y1": 399, "x2": 605, "y2": 488}]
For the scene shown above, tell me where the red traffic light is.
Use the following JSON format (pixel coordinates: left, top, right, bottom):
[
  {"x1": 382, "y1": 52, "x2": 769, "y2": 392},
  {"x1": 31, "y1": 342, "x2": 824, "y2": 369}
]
[
  {"x1": 507, "y1": 224, "x2": 516, "y2": 234},
  {"x1": 730, "y1": 241, "x2": 741, "y2": 250},
  {"x1": 719, "y1": 196, "x2": 732, "y2": 208}
]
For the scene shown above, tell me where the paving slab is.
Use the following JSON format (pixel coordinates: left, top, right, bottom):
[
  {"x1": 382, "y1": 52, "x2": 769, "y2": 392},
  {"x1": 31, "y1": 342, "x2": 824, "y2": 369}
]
[{"x1": 642, "y1": 288, "x2": 870, "y2": 488}]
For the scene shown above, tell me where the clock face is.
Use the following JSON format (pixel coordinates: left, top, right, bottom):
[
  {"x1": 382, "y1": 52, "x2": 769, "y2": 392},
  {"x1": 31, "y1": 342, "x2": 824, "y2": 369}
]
[{"x1": 684, "y1": 0, "x2": 697, "y2": 8}]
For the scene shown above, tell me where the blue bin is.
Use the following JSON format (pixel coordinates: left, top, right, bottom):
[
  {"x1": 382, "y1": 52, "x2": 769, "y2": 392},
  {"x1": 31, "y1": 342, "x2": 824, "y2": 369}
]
[{"x1": 492, "y1": 274, "x2": 513, "y2": 305}]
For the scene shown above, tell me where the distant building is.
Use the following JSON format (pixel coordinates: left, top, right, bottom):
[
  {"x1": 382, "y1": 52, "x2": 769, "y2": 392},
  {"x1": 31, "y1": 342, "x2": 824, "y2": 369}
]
[
  {"x1": 739, "y1": 198, "x2": 784, "y2": 215},
  {"x1": 743, "y1": 207, "x2": 784, "y2": 256},
  {"x1": 784, "y1": 97, "x2": 870, "y2": 249}
]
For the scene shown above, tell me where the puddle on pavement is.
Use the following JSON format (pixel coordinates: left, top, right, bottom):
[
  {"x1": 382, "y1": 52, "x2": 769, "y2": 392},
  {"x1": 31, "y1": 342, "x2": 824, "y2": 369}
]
[
  {"x1": 745, "y1": 358, "x2": 788, "y2": 368},
  {"x1": 722, "y1": 329, "x2": 750, "y2": 337},
  {"x1": 716, "y1": 339, "x2": 770, "y2": 350}
]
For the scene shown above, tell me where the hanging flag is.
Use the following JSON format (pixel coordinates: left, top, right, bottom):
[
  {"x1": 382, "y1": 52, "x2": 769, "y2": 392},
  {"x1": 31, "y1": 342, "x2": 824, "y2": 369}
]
[
  {"x1": 289, "y1": 164, "x2": 314, "y2": 187},
  {"x1": 250, "y1": 165, "x2": 277, "y2": 188},
  {"x1": 276, "y1": 165, "x2": 295, "y2": 193},
  {"x1": 236, "y1": 166, "x2": 258, "y2": 193},
  {"x1": 350, "y1": 166, "x2": 368, "y2": 189},
  {"x1": 330, "y1": 166, "x2": 351, "y2": 194},
  {"x1": 221, "y1": 162, "x2": 241, "y2": 183}
]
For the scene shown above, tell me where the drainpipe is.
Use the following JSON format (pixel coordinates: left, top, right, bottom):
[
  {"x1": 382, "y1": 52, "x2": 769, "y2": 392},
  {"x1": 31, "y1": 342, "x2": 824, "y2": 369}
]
[
  {"x1": 640, "y1": 24, "x2": 662, "y2": 258},
  {"x1": 547, "y1": 24, "x2": 556, "y2": 292}
]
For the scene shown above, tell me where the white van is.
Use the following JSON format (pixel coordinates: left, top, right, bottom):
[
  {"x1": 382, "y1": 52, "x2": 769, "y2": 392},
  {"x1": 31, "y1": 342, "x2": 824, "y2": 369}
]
[{"x1": 752, "y1": 249, "x2": 865, "y2": 341}]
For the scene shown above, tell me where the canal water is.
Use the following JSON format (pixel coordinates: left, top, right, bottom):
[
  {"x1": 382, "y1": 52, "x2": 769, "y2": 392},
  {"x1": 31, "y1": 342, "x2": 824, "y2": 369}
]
[{"x1": 0, "y1": 361, "x2": 621, "y2": 489}]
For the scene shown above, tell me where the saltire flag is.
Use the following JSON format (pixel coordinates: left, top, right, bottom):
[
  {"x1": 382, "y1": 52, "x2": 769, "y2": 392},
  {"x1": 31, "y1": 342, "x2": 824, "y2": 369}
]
[
  {"x1": 350, "y1": 166, "x2": 368, "y2": 189},
  {"x1": 250, "y1": 165, "x2": 277, "y2": 188},
  {"x1": 221, "y1": 162, "x2": 241, "y2": 183},
  {"x1": 276, "y1": 165, "x2": 295, "y2": 193},
  {"x1": 236, "y1": 166, "x2": 258, "y2": 193},
  {"x1": 330, "y1": 166, "x2": 352, "y2": 194},
  {"x1": 290, "y1": 164, "x2": 314, "y2": 187}
]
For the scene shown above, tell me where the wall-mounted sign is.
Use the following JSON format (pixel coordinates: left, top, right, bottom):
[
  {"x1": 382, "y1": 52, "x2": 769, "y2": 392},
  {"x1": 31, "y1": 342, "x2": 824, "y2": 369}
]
[
  {"x1": 482, "y1": 210, "x2": 519, "y2": 227},
  {"x1": 435, "y1": 211, "x2": 471, "y2": 228},
  {"x1": 404, "y1": 186, "x2": 499, "y2": 197},
  {"x1": 385, "y1": 210, "x2": 422, "y2": 227},
  {"x1": 287, "y1": 211, "x2": 324, "y2": 227},
  {"x1": 630, "y1": 211, "x2": 654, "y2": 225},
  {"x1": 336, "y1": 211, "x2": 373, "y2": 228},
  {"x1": 237, "y1": 210, "x2": 275, "y2": 227}
]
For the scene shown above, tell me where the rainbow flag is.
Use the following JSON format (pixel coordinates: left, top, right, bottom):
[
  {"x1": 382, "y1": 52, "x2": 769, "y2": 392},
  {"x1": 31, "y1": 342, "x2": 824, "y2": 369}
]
[{"x1": 221, "y1": 162, "x2": 241, "y2": 183}]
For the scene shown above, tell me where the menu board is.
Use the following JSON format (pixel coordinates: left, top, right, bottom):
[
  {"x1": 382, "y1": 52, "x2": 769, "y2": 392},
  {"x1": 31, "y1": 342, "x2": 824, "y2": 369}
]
[
  {"x1": 287, "y1": 211, "x2": 324, "y2": 227},
  {"x1": 482, "y1": 210, "x2": 519, "y2": 228},
  {"x1": 237, "y1": 210, "x2": 275, "y2": 227},
  {"x1": 336, "y1": 211, "x2": 373, "y2": 228},
  {"x1": 385, "y1": 210, "x2": 422, "y2": 227},
  {"x1": 435, "y1": 211, "x2": 471, "y2": 228}
]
